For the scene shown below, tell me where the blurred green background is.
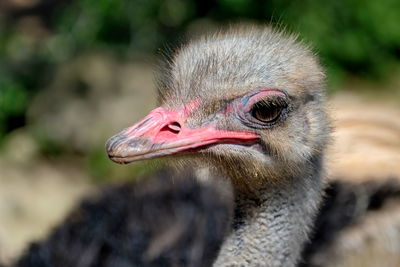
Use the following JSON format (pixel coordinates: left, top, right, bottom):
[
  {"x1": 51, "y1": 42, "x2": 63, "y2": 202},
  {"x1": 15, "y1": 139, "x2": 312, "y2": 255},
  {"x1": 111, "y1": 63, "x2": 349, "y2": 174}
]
[
  {"x1": 0, "y1": 0, "x2": 400, "y2": 260},
  {"x1": 1, "y1": 0, "x2": 400, "y2": 182}
]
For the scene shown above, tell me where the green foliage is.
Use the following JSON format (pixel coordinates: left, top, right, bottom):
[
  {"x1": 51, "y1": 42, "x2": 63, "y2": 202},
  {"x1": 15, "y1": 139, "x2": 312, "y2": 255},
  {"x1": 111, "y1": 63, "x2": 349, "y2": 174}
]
[
  {"x1": 0, "y1": 77, "x2": 28, "y2": 139},
  {"x1": 51, "y1": 0, "x2": 195, "y2": 55},
  {"x1": 86, "y1": 145, "x2": 113, "y2": 181},
  {"x1": 268, "y1": 0, "x2": 400, "y2": 86}
]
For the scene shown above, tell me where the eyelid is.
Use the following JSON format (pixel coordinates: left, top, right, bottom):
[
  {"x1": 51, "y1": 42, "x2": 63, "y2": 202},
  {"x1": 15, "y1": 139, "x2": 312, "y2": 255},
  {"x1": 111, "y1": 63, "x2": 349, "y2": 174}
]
[{"x1": 244, "y1": 89, "x2": 287, "y2": 112}]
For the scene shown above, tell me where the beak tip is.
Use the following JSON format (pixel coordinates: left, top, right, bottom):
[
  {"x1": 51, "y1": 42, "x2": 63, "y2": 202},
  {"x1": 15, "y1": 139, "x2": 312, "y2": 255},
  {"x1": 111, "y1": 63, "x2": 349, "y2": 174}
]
[
  {"x1": 105, "y1": 132, "x2": 129, "y2": 155},
  {"x1": 106, "y1": 131, "x2": 156, "y2": 164}
]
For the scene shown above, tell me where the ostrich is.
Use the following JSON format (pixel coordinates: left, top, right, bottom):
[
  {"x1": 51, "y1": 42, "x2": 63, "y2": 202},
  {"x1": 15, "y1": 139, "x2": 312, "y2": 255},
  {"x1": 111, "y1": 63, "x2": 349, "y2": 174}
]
[
  {"x1": 11, "y1": 25, "x2": 400, "y2": 267},
  {"x1": 105, "y1": 25, "x2": 329, "y2": 266}
]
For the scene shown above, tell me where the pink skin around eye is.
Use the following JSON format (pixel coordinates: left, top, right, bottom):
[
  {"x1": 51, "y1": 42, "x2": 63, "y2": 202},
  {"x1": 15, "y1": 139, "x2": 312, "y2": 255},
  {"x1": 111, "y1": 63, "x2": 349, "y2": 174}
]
[
  {"x1": 223, "y1": 89, "x2": 286, "y2": 116},
  {"x1": 244, "y1": 89, "x2": 286, "y2": 113}
]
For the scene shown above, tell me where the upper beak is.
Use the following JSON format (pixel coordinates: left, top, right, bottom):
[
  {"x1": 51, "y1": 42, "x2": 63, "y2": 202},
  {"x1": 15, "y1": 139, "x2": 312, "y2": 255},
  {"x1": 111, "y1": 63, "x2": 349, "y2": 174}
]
[{"x1": 106, "y1": 101, "x2": 259, "y2": 164}]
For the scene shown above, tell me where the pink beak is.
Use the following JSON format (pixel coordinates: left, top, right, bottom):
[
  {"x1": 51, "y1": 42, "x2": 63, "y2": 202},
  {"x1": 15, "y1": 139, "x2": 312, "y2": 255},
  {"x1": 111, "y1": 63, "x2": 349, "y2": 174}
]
[{"x1": 106, "y1": 100, "x2": 259, "y2": 164}]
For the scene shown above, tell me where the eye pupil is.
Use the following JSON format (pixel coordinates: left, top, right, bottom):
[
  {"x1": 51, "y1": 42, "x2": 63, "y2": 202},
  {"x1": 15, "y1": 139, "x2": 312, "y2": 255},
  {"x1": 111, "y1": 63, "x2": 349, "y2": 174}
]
[{"x1": 251, "y1": 103, "x2": 283, "y2": 123}]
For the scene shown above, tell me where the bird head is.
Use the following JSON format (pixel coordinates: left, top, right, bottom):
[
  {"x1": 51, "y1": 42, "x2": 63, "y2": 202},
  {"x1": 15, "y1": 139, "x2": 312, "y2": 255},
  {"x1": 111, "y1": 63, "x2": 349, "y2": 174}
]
[{"x1": 106, "y1": 25, "x2": 329, "y2": 191}]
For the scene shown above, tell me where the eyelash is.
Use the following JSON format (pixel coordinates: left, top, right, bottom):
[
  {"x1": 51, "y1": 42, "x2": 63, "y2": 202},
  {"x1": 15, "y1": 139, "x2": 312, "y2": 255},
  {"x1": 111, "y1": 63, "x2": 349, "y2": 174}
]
[{"x1": 251, "y1": 101, "x2": 285, "y2": 122}]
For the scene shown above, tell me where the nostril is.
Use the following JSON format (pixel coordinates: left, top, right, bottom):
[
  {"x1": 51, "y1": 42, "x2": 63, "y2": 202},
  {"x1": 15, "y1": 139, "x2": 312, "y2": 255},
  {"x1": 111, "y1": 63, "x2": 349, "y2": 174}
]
[
  {"x1": 167, "y1": 122, "x2": 181, "y2": 134},
  {"x1": 158, "y1": 122, "x2": 181, "y2": 140}
]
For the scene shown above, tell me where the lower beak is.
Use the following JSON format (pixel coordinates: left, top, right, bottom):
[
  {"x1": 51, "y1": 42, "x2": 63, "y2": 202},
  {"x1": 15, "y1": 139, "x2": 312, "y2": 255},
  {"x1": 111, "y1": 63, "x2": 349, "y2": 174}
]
[{"x1": 106, "y1": 106, "x2": 259, "y2": 164}]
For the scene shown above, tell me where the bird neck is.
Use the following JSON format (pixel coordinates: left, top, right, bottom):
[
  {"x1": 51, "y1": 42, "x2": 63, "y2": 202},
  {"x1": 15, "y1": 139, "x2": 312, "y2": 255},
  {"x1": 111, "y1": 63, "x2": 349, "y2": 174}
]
[{"x1": 213, "y1": 155, "x2": 325, "y2": 267}]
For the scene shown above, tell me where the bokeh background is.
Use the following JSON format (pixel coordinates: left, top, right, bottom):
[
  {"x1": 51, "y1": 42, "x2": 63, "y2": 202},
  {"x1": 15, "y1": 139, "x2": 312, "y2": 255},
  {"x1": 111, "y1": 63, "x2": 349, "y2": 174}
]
[{"x1": 1, "y1": 0, "x2": 400, "y2": 263}]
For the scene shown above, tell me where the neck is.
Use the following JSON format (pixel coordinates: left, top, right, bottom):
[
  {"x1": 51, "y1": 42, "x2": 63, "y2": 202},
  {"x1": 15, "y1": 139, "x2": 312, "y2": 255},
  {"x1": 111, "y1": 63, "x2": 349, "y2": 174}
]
[{"x1": 213, "y1": 155, "x2": 325, "y2": 267}]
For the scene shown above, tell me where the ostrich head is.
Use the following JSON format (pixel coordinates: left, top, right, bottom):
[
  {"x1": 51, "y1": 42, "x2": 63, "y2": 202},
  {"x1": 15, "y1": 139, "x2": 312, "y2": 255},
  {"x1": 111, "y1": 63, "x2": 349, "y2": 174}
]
[{"x1": 106, "y1": 25, "x2": 329, "y2": 192}]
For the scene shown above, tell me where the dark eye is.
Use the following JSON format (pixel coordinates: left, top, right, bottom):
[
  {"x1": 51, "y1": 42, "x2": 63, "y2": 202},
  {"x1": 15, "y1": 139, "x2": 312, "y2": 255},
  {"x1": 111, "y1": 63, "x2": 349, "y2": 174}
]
[{"x1": 250, "y1": 101, "x2": 284, "y2": 123}]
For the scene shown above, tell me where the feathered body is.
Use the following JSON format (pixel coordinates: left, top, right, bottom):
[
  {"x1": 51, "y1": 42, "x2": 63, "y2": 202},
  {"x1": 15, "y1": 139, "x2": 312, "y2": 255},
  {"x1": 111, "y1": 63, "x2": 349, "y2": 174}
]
[{"x1": 14, "y1": 170, "x2": 233, "y2": 267}]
